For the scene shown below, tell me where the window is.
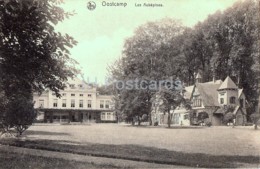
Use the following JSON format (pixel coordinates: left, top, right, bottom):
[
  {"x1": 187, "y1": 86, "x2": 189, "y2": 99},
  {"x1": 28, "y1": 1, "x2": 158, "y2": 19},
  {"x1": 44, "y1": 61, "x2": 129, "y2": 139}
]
[
  {"x1": 61, "y1": 116, "x2": 68, "y2": 119},
  {"x1": 105, "y1": 100, "x2": 110, "y2": 109},
  {"x1": 71, "y1": 100, "x2": 75, "y2": 107},
  {"x1": 220, "y1": 98, "x2": 224, "y2": 104},
  {"x1": 192, "y1": 99, "x2": 202, "y2": 107},
  {"x1": 79, "y1": 94, "x2": 84, "y2": 97},
  {"x1": 62, "y1": 93, "x2": 66, "y2": 97},
  {"x1": 240, "y1": 99, "x2": 244, "y2": 108},
  {"x1": 52, "y1": 92, "x2": 56, "y2": 96},
  {"x1": 71, "y1": 94, "x2": 75, "y2": 96},
  {"x1": 230, "y1": 97, "x2": 236, "y2": 104},
  {"x1": 88, "y1": 94, "x2": 92, "y2": 97},
  {"x1": 69, "y1": 84, "x2": 75, "y2": 88},
  {"x1": 39, "y1": 100, "x2": 44, "y2": 108},
  {"x1": 78, "y1": 84, "x2": 83, "y2": 88},
  {"x1": 87, "y1": 100, "x2": 92, "y2": 108},
  {"x1": 101, "y1": 112, "x2": 106, "y2": 120},
  {"x1": 62, "y1": 99, "x2": 66, "y2": 107},
  {"x1": 184, "y1": 114, "x2": 189, "y2": 120},
  {"x1": 79, "y1": 100, "x2": 83, "y2": 108},
  {"x1": 107, "y1": 112, "x2": 111, "y2": 120},
  {"x1": 53, "y1": 99, "x2": 58, "y2": 107},
  {"x1": 100, "y1": 100, "x2": 104, "y2": 108}
]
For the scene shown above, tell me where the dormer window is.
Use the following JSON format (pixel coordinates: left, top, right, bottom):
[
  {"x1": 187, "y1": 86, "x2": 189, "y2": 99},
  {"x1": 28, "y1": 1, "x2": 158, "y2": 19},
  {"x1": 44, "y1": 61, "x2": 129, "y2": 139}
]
[
  {"x1": 78, "y1": 84, "x2": 83, "y2": 88},
  {"x1": 69, "y1": 84, "x2": 75, "y2": 89},
  {"x1": 230, "y1": 97, "x2": 236, "y2": 104}
]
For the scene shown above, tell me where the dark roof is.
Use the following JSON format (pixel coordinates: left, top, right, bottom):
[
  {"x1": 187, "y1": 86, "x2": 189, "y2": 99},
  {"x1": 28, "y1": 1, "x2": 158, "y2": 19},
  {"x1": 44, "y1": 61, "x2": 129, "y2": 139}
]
[
  {"x1": 196, "y1": 83, "x2": 221, "y2": 106},
  {"x1": 218, "y1": 76, "x2": 238, "y2": 90}
]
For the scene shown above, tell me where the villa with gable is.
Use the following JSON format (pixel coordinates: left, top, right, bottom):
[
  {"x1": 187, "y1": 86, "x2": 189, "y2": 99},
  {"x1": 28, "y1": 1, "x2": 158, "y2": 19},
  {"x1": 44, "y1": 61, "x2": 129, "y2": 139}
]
[{"x1": 152, "y1": 73, "x2": 247, "y2": 126}]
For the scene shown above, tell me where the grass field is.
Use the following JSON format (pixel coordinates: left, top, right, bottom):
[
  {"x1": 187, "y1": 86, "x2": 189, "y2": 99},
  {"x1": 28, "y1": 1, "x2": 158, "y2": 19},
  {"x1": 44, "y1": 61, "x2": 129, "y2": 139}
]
[
  {"x1": 1, "y1": 123, "x2": 260, "y2": 168},
  {"x1": 0, "y1": 151, "x2": 124, "y2": 169}
]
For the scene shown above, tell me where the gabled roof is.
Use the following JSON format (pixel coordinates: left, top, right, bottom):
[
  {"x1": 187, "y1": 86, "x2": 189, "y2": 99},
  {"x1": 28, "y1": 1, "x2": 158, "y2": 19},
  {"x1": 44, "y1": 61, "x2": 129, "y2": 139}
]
[
  {"x1": 232, "y1": 105, "x2": 245, "y2": 115},
  {"x1": 66, "y1": 77, "x2": 94, "y2": 89},
  {"x1": 238, "y1": 89, "x2": 243, "y2": 98},
  {"x1": 218, "y1": 76, "x2": 238, "y2": 90},
  {"x1": 196, "y1": 83, "x2": 221, "y2": 106},
  {"x1": 184, "y1": 85, "x2": 194, "y2": 100},
  {"x1": 196, "y1": 73, "x2": 202, "y2": 79}
]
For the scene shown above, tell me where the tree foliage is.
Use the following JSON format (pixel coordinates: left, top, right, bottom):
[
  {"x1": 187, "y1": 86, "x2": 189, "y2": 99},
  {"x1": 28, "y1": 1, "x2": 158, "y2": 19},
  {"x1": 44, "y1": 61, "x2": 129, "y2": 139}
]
[
  {"x1": 111, "y1": 0, "x2": 260, "y2": 122},
  {"x1": 0, "y1": 0, "x2": 78, "y2": 135},
  {"x1": 0, "y1": 0, "x2": 78, "y2": 97},
  {"x1": 110, "y1": 19, "x2": 185, "y2": 124},
  {"x1": 157, "y1": 87, "x2": 186, "y2": 128}
]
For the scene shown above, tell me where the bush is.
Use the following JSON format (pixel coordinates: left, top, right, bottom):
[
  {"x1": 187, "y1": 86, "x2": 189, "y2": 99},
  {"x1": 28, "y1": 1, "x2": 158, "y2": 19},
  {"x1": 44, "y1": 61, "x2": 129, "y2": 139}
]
[
  {"x1": 141, "y1": 114, "x2": 148, "y2": 122},
  {"x1": 250, "y1": 113, "x2": 260, "y2": 130},
  {"x1": 5, "y1": 97, "x2": 37, "y2": 136},
  {"x1": 154, "y1": 121, "x2": 158, "y2": 126},
  {"x1": 223, "y1": 112, "x2": 235, "y2": 125},
  {"x1": 205, "y1": 121, "x2": 212, "y2": 127}
]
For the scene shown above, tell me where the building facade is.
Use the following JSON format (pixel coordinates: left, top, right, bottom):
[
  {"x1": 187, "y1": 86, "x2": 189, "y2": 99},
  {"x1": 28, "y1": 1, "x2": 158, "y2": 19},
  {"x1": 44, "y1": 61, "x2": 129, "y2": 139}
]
[
  {"x1": 152, "y1": 73, "x2": 247, "y2": 126},
  {"x1": 33, "y1": 78, "x2": 116, "y2": 123}
]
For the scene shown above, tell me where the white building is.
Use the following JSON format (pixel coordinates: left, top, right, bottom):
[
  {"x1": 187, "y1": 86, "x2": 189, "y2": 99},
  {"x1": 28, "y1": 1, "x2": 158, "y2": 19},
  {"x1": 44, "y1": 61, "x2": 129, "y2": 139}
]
[{"x1": 33, "y1": 77, "x2": 116, "y2": 123}]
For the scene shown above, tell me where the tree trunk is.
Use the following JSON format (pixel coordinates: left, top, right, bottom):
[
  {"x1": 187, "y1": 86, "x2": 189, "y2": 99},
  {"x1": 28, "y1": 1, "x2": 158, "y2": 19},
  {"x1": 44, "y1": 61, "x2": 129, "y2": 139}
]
[
  {"x1": 149, "y1": 113, "x2": 152, "y2": 126},
  {"x1": 168, "y1": 110, "x2": 171, "y2": 128},
  {"x1": 138, "y1": 116, "x2": 141, "y2": 126}
]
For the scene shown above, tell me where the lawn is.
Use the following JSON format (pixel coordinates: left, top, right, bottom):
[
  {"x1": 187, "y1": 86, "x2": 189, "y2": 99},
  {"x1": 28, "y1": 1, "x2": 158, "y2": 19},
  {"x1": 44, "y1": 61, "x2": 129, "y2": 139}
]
[
  {"x1": 0, "y1": 151, "x2": 124, "y2": 169},
  {"x1": 1, "y1": 123, "x2": 260, "y2": 168}
]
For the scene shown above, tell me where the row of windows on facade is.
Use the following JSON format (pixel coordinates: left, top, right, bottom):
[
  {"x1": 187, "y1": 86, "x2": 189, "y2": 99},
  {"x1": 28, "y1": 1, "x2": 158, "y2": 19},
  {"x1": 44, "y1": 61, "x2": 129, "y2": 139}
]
[
  {"x1": 52, "y1": 93, "x2": 92, "y2": 97},
  {"x1": 220, "y1": 97, "x2": 244, "y2": 107},
  {"x1": 39, "y1": 100, "x2": 110, "y2": 109},
  {"x1": 101, "y1": 112, "x2": 116, "y2": 121},
  {"x1": 192, "y1": 97, "x2": 244, "y2": 107},
  {"x1": 47, "y1": 112, "x2": 115, "y2": 121},
  {"x1": 68, "y1": 84, "x2": 84, "y2": 89}
]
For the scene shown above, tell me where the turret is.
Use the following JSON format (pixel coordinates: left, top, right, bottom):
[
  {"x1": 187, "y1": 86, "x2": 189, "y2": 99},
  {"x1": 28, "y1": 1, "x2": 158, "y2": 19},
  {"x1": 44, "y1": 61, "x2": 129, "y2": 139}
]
[
  {"x1": 217, "y1": 76, "x2": 238, "y2": 106},
  {"x1": 195, "y1": 72, "x2": 202, "y2": 84}
]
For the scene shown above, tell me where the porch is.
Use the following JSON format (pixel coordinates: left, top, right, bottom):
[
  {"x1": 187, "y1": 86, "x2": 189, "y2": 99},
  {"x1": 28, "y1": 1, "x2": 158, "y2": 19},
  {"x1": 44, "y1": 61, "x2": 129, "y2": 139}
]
[{"x1": 39, "y1": 109, "x2": 102, "y2": 123}]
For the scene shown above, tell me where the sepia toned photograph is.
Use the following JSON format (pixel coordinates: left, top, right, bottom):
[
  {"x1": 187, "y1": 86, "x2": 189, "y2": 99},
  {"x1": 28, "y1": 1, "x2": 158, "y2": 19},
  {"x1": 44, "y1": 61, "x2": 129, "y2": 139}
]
[{"x1": 0, "y1": 0, "x2": 260, "y2": 168}]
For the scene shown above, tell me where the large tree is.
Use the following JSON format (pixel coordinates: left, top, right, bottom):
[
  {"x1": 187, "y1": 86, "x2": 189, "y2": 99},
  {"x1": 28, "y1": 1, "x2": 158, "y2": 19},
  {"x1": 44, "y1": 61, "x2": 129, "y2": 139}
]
[
  {"x1": 0, "y1": 0, "x2": 78, "y2": 135},
  {"x1": 110, "y1": 19, "x2": 185, "y2": 125}
]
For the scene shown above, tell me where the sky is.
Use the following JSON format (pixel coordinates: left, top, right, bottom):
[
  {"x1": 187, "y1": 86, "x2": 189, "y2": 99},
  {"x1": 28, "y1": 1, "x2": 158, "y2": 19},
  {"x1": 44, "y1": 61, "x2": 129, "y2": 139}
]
[{"x1": 55, "y1": 0, "x2": 239, "y2": 84}]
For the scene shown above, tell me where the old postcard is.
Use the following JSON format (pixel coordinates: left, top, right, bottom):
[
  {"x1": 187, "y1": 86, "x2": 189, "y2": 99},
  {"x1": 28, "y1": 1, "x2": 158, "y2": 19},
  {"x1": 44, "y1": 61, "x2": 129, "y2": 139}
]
[{"x1": 0, "y1": 0, "x2": 259, "y2": 168}]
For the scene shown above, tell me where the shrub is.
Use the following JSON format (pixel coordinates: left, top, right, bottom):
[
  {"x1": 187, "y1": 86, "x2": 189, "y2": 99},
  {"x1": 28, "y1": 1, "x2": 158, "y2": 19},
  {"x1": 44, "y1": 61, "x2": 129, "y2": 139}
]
[
  {"x1": 223, "y1": 112, "x2": 235, "y2": 125},
  {"x1": 5, "y1": 97, "x2": 37, "y2": 136},
  {"x1": 205, "y1": 121, "x2": 212, "y2": 127},
  {"x1": 250, "y1": 113, "x2": 260, "y2": 130}
]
